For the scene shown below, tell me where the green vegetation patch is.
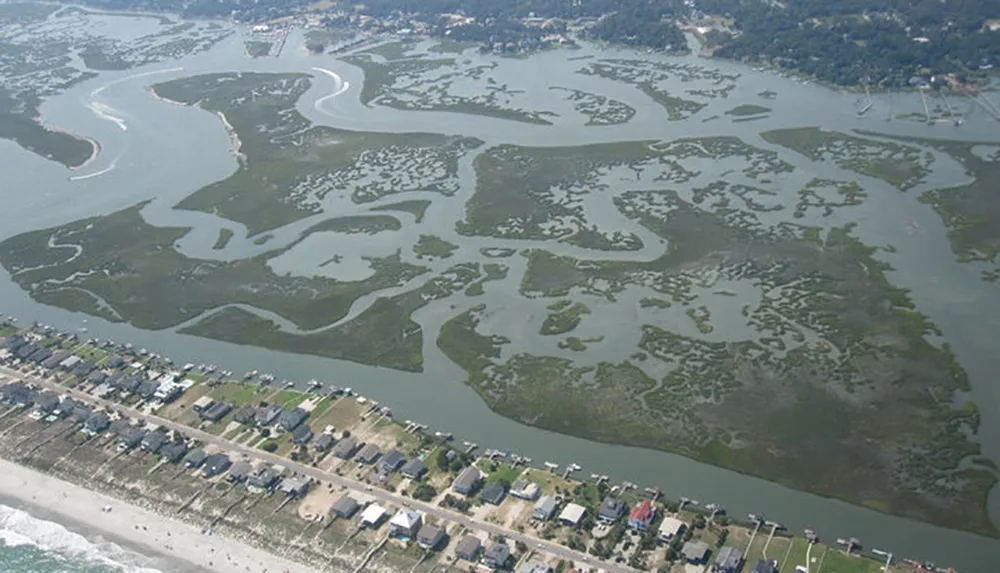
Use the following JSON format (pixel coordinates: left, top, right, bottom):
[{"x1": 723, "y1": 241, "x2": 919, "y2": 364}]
[
  {"x1": 0, "y1": 202, "x2": 428, "y2": 332},
  {"x1": 244, "y1": 40, "x2": 272, "y2": 58},
  {"x1": 212, "y1": 228, "x2": 234, "y2": 250},
  {"x1": 443, "y1": 186, "x2": 996, "y2": 536},
  {"x1": 371, "y1": 199, "x2": 432, "y2": 223},
  {"x1": 151, "y1": 72, "x2": 481, "y2": 235},
  {"x1": 413, "y1": 234, "x2": 458, "y2": 259},
  {"x1": 762, "y1": 127, "x2": 930, "y2": 190},
  {"x1": 304, "y1": 215, "x2": 401, "y2": 235},
  {"x1": 725, "y1": 104, "x2": 771, "y2": 117},
  {"x1": 539, "y1": 301, "x2": 590, "y2": 335}
]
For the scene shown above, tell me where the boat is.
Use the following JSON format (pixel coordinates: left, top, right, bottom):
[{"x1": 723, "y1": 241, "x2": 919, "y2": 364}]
[
  {"x1": 244, "y1": 370, "x2": 258, "y2": 380},
  {"x1": 183, "y1": 363, "x2": 195, "y2": 371}
]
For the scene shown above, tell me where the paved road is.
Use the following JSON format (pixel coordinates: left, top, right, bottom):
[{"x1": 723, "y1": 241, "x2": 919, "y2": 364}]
[{"x1": 0, "y1": 366, "x2": 639, "y2": 573}]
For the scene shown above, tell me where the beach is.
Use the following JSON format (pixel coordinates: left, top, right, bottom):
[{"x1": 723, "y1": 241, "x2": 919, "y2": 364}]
[{"x1": 0, "y1": 458, "x2": 322, "y2": 573}]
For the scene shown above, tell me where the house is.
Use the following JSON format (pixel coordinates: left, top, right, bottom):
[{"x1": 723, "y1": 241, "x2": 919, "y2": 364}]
[
  {"x1": 153, "y1": 380, "x2": 184, "y2": 402},
  {"x1": 34, "y1": 393, "x2": 60, "y2": 416},
  {"x1": 83, "y1": 412, "x2": 111, "y2": 434},
  {"x1": 355, "y1": 443, "x2": 381, "y2": 465},
  {"x1": 657, "y1": 516, "x2": 686, "y2": 541},
  {"x1": 332, "y1": 435, "x2": 359, "y2": 459},
  {"x1": 389, "y1": 509, "x2": 423, "y2": 538},
  {"x1": 136, "y1": 379, "x2": 159, "y2": 400},
  {"x1": 140, "y1": 431, "x2": 168, "y2": 453},
  {"x1": 202, "y1": 453, "x2": 232, "y2": 477},
  {"x1": 248, "y1": 466, "x2": 282, "y2": 491},
  {"x1": 73, "y1": 360, "x2": 95, "y2": 377},
  {"x1": 228, "y1": 461, "x2": 253, "y2": 482},
  {"x1": 483, "y1": 542, "x2": 510, "y2": 569},
  {"x1": 751, "y1": 560, "x2": 778, "y2": 573},
  {"x1": 290, "y1": 424, "x2": 313, "y2": 444},
  {"x1": 314, "y1": 432, "x2": 335, "y2": 452},
  {"x1": 192, "y1": 396, "x2": 215, "y2": 413},
  {"x1": 184, "y1": 448, "x2": 208, "y2": 468},
  {"x1": 714, "y1": 546, "x2": 743, "y2": 573},
  {"x1": 53, "y1": 397, "x2": 78, "y2": 418},
  {"x1": 518, "y1": 561, "x2": 552, "y2": 573},
  {"x1": 160, "y1": 441, "x2": 188, "y2": 463},
  {"x1": 118, "y1": 376, "x2": 141, "y2": 394},
  {"x1": 119, "y1": 427, "x2": 145, "y2": 450},
  {"x1": 87, "y1": 371, "x2": 108, "y2": 386},
  {"x1": 454, "y1": 535, "x2": 481, "y2": 561},
  {"x1": 71, "y1": 405, "x2": 93, "y2": 424},
  {"x1": 232, "y1": 405, "x2": 256, "y2": 425},
  {"x1": 279, "y1": 475, "x2": 311, "y2": 497},
  {"x1": 598, "y1": 496, "x2": 625, "y2": 523},
  {"x1": 105, "y1": 355, "x2": 125, "y2": 369},
  {"x1": 681, "y1": 541, "x2": 710, "y2": 564},
  {"x1": 59, "y1": 355, "x2": 82, "y2": 370},
  {"x1": 379, "y1": 449, "x2": 405, "y2": 473},
  {"x1": 42, "y1": 352, "x2": 68, "y2": 370},
  {"x1": 255, "y1": 404, "x2": 283, "y2": 426},
  {"x1": 400, "y1": 458, "x2": 427, "y2": 480},
  {"x1": 480, "y1": 482, "x2": 506, "y2": 505},
  {"x1": 200, "y1": 402, "x2": 232, "y2": 422},
  {"x1": 416, "y1": 524, "x2": 445, "y2": 550},
  {"x1": 510, "y1": 479, "x2": 540, "y2": 500},
  {"x1": 532, "y1": 496, "x2": 557, "y2": 521},
  {"x1": 360, "y1": 503, "x2": 387, "y2": 528},
  {"x1": 332, "y1": 496, "x2": 360, "y2": 519},
  {"x1": 452, "y1": 466, "x2": 481, "y2": 495},
  {"x1": 28, "y1": 347, "x2": 52, "y2": 364},
  {"x1": 14, "y1": 342, "x2": 39, "y2": 360},
  {"x1": 0, "y1": 382, "x2": 34, "y2": 407},
  {"x1": 628, "y1": 500, "x2": 655, "y2": 531},
  {"x1": 278, "y1": 407, "x2": 308, "y2": 431},
  {"x1": 559, "y1": 503, "x2": 586, "y2": 527}
]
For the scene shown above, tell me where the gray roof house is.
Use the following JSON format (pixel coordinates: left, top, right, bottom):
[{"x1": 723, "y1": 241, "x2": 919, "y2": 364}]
[
  {"x1": 53, "y1": 397, "x2": 77, "y2": 418},
  {"x1": 141, "y1": 432, "x2": 168, "y2": 453},
  {"x1": 232, "y1": 405, "x2": 256, "y2": 425},
  {"x1": 202, "y1": 453, "x2": 232, "y2": 477},
  {"x1": 332, "y1": 435, "x2": 359, "y2": 459},
  {"x1": 227, "y1": 461, "x2": 253, "y2": 482},
  {"x1": 278, "y1": 407, "x2": 308, "y2": 432},
  {"x1": 83, "y1": 412, "x2": 111, "y2": 434},
  {"x1": 248, "y1": 467, "x2": 282, "y2": 490},
  {"x1": 532, "y1": 496, "x2": 557, "y2": 521},
  {"x1": 160, "y1": 441, "x2": 188, "y2": 463},
  {"x1": 255, "y1": 404, "x2": 283, "y2": 426},
  {"x1": 184, "y1": 448, "x2": 208, "y2": 468},
  {"x1": 454, "y1": 535, "x2": 481, "y2": 561},
  {"x1": 714, "y1": 546, "x2": 744, "y2": 573},
  {"x1": 452, "y1": 466, "x2": 481, "y2": 496},
  {"x1": 682, "y1": 541, "x2": 710, "y2": 564},
  {"x1": 200, "y1": 402, "x2": 232, "y2": 423},
  {"x1": 291, "y1": 424, "x2": 313, "y2": 444},
  {"x1": 136, "y1": 379, "x2": 159, "y2": 400},
  {"x1": 119, "y1": 427, "x2": 145, "y2": 449},
  {"x1": 416, "y1": 524, "x2": 445, "y2": 550},
  {"x1": 400, "y1": 458, "x2": 427, "y2": 480},
  {"x1": 379, "y1": 449, "x2": 405, "y2": 473},
  {"x1": 355, "y1": 443, "x2": 381, "y2": 464},
  {"x1": 483, "y1": 542, "x2": 510, "y2": 569},
  {"x1": 71, "y1": 405, "x2": 93, "y2": 424},
  {"x1": 751, "y1": 560, "x2": 778, "y2": 573},
  {"x1": 480, "y1": 482, "x2": 506, "y2": 505},
  {"x1": 598, "y1": 496, "x2": 625, "y2": 523},
  {"x1": 314, "y1": 433, "x2": 335, "y2": 452},
  {"x1": 279, "y1": 475, "x2": 311, "y2": 497},
  {"x1": 331, "y1": 496, "x2": 360, "y2": 518},
  {"x1": 34, "y1": 393, "x2": 60, "y2": 415}
]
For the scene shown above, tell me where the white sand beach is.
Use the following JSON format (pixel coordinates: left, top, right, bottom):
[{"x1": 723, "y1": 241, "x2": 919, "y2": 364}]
[{"x1": 0, "y1": 458, "x2": 321, "y2": 573}]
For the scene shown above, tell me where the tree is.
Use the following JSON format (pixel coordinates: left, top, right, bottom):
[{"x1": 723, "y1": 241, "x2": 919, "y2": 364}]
[{"x1": 262, "y1": 441, "x2": 278, "y2": 452}]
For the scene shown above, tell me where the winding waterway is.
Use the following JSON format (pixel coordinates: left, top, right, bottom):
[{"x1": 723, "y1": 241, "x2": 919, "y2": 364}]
[{"x1": 2, "y1": 10, "x2": 1000, "y2": 571}]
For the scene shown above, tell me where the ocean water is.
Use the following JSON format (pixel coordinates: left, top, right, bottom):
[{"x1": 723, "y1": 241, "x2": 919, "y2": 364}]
[{"x1": 0, "y1": 504, "x2": 166, "y2": 573}]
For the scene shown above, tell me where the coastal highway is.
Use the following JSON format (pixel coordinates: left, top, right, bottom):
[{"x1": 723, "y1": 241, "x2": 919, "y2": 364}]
[{"x1": 0, "y1": 366, "x2": 639, "y2": 573}]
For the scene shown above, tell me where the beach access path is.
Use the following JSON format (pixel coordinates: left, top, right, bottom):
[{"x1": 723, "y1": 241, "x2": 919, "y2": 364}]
[
  {"x1": 0, "y1": 457, "x2": 320, "y2": 573},
  {"x1": 0, "y1": 365, "x2": 640, "y2": 573}
]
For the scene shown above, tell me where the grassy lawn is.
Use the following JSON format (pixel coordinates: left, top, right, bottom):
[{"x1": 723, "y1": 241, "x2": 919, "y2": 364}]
[
  {"x1": 311, "y1": 398, "x2": 364, "y2": 431},
  {"x1": 816, "y1": 549, "x2": 884, "y2": 573},
  {"x1": 482, "y1": 462, "x2": 523, "y2": 486},
  {"x1": 523, "y1": 468, "x2": 579, "y2": 497},
  {"x1": 158, "y1": 383, "x2": 212, "y2": 421},
  {"x1": 273, "y1": 389, "x2": 308, "y2": 410},
  {"x1": 208, "y1": 382, "x2": 259, "y2": 406},
  {"x1": 780, "y1": 538, "x2": 811, "y2": 572}
]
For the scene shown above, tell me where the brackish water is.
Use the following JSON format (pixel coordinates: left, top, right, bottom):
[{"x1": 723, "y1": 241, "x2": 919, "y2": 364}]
[{"x1": 2, "y1": 8, "x2": 1000, "y2": 572}]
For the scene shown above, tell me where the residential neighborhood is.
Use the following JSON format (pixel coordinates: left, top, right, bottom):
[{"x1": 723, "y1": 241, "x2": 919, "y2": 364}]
[{"x1": 0, "y1": 320, "x2": 931, "y2": 573}]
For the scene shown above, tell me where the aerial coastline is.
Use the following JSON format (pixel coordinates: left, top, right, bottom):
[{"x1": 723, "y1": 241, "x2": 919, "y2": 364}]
[{"x1": 0, "y1": 316, "x2": 966, "y2": 573}]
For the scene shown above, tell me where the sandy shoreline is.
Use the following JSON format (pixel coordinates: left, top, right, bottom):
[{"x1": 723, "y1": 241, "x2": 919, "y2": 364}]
[
  {"x1": 0, "y1": 458, "x2": 322, "y2": 573},
  {"x1": 215, "y1": 111, "x2": 247, "y2": 163}
]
